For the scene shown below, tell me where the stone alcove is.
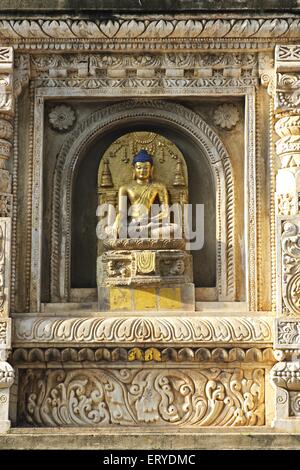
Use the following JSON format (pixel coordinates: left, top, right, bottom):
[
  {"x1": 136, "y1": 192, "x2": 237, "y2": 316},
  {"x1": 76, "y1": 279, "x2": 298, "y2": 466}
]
[
  {"x1": 46, "y1": 100, "x2": 238, "y2": 305},
  {"x1": 72, "y1": 126, "x2": 214, "y2": 290}
]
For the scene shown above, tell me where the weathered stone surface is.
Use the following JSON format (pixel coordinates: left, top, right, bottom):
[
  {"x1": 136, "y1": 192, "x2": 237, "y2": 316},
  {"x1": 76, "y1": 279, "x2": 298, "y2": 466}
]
[
  {"x1": 0, "y1": 0, "x2": 297, "y2": 12},
  {"x1": 0, "y1": 0, "x2": 299, "y2": 443},
  {"x1": 17, "y1": 367, "x2": 265, "y2": 427},
  {"x1": 13, "y1": 316, "x2": 273, "y2": 345},
  {"x1": 2, "y1": 428, "x2": 300, "y2": 450}
]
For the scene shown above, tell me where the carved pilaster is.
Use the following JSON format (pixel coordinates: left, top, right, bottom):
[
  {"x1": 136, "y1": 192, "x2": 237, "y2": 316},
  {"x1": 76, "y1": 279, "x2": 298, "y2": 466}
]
[
  {"x1": 271, "y1": 45, "x2": 300, "y2": 430},
  {"x1": 0, "y1": 48, "x2": 13, "y2": 214},
  {"x1": 0, "y1": 47, "x2": 14, "y2": 434},
  {"x1": 271, "y1": 352, "x2": 300, "y2": 431},
  {"x1": 273, "y1": 47, "x2": 300, "y2": 317},
  {"x1": 274, "y1": 46, "x2": 300, "y2": 218}
]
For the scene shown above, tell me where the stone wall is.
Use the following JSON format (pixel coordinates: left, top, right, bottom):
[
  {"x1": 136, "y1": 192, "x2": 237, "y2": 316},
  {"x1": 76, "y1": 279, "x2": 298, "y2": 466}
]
[{"x1": 0, "y1": 4, "x2": 299, "y2": 448}]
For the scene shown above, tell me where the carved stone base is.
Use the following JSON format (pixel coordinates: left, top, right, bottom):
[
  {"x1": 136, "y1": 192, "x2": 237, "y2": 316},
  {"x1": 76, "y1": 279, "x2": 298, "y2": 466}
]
[
  {"x1": 98, "y1": 284, "x2": 195, "y2": 312},
  {"x1": 97, "y1": 241, "x2": 194, "y2": 311},
  {"x1": 97, "y1": 246, "x2": 193, "y2": 287},
  {"x1": 271, "y1": 360, "x2": 300, "y2": 430}
]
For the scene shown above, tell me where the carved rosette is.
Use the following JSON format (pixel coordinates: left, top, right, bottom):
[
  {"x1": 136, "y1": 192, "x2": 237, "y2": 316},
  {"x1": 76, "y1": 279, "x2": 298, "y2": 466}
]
[
  {"x1": 213, "y1": 103, "x2": 240, "y2": 130},
  {"x1": 0, "y1": 219, "x2": 11, "y2": 319}
]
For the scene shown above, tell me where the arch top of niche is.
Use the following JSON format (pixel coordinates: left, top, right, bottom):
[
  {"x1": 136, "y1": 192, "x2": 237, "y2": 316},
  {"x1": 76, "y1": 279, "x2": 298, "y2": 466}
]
[
  {"x1": 97, "y1": 129, "x2": 189, "y2": 197},
  {"x1": 51, "y1": 100, "x2": 235, "y2": 303}
]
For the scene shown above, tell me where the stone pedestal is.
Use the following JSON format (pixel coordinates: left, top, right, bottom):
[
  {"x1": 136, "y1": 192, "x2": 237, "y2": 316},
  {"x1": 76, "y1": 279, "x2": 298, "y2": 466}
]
[
  {"x1": 99, "y1": 284, "x2": 195, "y2": 312},
  {"x1": 97, "y1": 238, "x2": 195, "y2": 311},
  {"x1": 271, "y1": 45, "x2": 300, "y2": 430}
]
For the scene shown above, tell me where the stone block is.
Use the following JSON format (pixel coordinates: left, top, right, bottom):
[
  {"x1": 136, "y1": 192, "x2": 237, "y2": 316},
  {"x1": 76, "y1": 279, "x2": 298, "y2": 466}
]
[{"x1": 98, "y1": 284, "x2": 195, "y2": 312}]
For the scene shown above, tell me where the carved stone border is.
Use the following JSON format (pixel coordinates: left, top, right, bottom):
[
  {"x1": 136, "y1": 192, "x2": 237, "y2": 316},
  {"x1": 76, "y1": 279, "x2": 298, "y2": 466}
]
[
  {"x1": 11, "y1": 346, "x2": 275, "y2": 364},
  {"x1": 13, "y1": 316, "x2": 273, "y2": 346},
  {"x1": 0, "y1": 17, "x2": 300, "y2": 50}
]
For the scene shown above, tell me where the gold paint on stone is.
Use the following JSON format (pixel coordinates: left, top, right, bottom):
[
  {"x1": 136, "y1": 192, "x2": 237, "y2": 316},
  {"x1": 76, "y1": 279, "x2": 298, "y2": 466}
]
[
  {"x1": 110, "y1": 287, "x2": 131, "y2": 310},
  {"x1": 128, "y1": 347, "x2": 144, "y2": 361},
  {"x1": 160, "y1": 287, "x2": 182, "y2": 309},
  {"x1": 134, "y1": 288, "x2": 157, "y2": 310},
  {"x1": 135, "y1": 251, "x2": 155, "y2": 274},
  {"x1": 145, "y1": 348, "x2": 162, "y2": 362}
]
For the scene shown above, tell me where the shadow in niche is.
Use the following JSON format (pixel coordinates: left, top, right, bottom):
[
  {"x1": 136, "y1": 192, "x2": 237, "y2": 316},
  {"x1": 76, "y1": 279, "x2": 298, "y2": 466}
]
[{"x1": 71, "y1": 121, "x2": 216, "y2": 290}]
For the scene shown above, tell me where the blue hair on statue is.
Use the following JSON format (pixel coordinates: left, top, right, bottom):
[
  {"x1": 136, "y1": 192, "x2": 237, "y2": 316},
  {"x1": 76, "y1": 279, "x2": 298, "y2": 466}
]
[{"x1": 132, "y1": 149, "x2": 153, "y2": 166}]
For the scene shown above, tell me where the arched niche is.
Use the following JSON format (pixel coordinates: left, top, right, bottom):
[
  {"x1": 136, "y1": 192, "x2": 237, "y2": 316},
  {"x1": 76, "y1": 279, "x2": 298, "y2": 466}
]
[{"x1": 49, "y1": 100, "x2": 235, "y2": 303}]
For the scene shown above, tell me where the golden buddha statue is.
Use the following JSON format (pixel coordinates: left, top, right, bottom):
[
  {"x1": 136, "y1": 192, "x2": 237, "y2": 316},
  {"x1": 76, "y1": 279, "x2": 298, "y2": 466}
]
[
  {"x1": 97, "y1": 144, "x2": 194, "y2": 313},
  {"x1": 110, "y1": 149, "x2": 179, "y2": 239}
]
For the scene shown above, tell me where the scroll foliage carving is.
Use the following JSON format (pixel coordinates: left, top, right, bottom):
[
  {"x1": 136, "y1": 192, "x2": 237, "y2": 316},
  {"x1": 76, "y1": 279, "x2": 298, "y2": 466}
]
[
  {"x1": 281, "y1": 221, "x2": 300, "y2": 316},
  {"x1": 20, "y1": 368, "x2": 264, "y2": 427},
  {"x1": 277, "y1": 320, "x2": 300, "y2": 346}
]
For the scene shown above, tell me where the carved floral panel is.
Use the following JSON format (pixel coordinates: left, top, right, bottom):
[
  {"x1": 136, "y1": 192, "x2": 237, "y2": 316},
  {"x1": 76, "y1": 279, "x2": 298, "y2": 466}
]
[
  {"x1": 19, "y1": 367, "x2": 265, "y2": 427},
  {"x1": 280, "y1": 220, "x2": 300, "y2": 316}
]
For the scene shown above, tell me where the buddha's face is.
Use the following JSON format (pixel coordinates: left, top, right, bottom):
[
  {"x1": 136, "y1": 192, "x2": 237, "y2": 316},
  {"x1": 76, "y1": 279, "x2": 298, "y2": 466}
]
[{"x1": 134, "y1": 161, "x2": 152, "y2": 181}]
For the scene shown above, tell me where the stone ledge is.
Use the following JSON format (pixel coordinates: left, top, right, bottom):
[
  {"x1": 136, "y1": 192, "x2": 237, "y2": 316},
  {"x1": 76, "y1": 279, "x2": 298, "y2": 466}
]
[
  {"x1": 0, "y1": 0, "x2": 296, "y2": 13},
  {"x1": 1, "y1": 428, "x2": 300, "y2": 450},
  {"x1": 12, "y1": 315, "x2": 274, "y2": 346}
]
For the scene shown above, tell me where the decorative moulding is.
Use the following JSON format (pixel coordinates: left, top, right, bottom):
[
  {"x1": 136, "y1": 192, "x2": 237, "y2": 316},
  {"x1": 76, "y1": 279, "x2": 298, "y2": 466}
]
[
  {"x1": 0, "y1": 17, "x2": 300, "y2": 43},
  {"x1": 13, "y1": 316, "x2": 273, "y2": 345}
]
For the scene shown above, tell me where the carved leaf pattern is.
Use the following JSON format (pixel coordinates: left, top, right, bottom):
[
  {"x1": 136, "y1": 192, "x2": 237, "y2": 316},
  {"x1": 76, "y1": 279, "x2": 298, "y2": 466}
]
[
  {"x1": 1, "y1": 19, "x2": 300, "y2": 41},
  {"x1": 281, "y1": 222, "x2": 300, "y2": 315},
  {"x1": 14, "y1": 317, "x2": 273, "y2": 344},
  {"x1": 21, "y1": 368, "x2": 264, "y2": 427},
  {"x1": 277, "y1": 321, "x2": 300, "y2": 345}
]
